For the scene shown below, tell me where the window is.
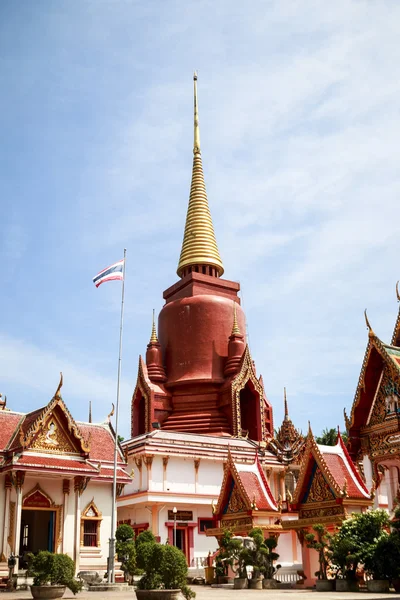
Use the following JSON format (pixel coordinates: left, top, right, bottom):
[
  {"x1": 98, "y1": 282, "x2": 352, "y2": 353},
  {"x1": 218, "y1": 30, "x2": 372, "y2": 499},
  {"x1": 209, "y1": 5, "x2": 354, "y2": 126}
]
[
  {"x1": 83, "y1": 520, "x2": 97, "y2": 547},
  {"x1": 23, "y1": 524, "x2": 29, "y2": 547},
  {"x1": 80, "y1": 500, "x2": 102, "y2": 548},
  {"x1": 198, "y1": 518, "x2": 215, "y2": 533}
]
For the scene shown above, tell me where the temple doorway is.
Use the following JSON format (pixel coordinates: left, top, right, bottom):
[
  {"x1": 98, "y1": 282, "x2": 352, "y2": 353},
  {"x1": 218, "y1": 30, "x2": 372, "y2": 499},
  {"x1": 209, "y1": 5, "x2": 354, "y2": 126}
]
[
  {"x1": 20, "y1": 509, "x2": 56, "y2": 567},
  {"x1": 175, "y1": 528, "x2": 187, "y2": 557}
]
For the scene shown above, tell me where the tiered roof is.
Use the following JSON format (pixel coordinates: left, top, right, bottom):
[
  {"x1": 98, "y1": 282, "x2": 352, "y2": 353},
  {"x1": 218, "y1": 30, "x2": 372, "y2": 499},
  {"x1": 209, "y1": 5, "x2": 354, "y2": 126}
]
[
  {"x1": 292, "y1": 428, "x2": 370, "y2": 507},
  {"x1": 0, "y1": 376, "x2": 130, "y2": 484}
]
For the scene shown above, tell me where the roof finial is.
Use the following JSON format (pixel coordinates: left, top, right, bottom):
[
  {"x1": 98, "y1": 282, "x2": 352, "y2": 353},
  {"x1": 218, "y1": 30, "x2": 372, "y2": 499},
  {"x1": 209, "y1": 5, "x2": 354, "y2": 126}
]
[
  {"x1": 284, "y1": 387, "x2": 289, "y2": 420},
  {"x1": 89, "y1": 401, "x2": 92, "y2": 423},
  {"x1": 396, "y1": 281, "x2": 400, "y2": 302},
  {"x1": 193, "y1": 71, "x2": 200, "y2": 155},
  {"x1": 176, "y1": 74, "x2": 224, "y2": 278},
  {"x1": 231, "y1": 302, "x2": 241, "y2": 335},
  {"x1": 55, "y1": 372, "x2": 63, "y2": 399},
  {"x1": 364, "y1": 309, "x2": 375, "y2": 337},
  {"x1": 150, "y1": 309, "x2": 158, "y2": 344}
]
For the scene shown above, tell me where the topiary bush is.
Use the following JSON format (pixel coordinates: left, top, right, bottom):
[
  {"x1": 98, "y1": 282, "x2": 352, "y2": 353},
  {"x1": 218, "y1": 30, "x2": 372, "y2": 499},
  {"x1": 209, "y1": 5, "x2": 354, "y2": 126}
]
[
  {"x1": 27, "y1": 551, "x2": 82, "y2": 595},
  {"x1": 136, "y1": 538, "x2": 195, "y2": 600},
  {"x1": 116, "y1": 523, "x2": 136, "y2": 582}
]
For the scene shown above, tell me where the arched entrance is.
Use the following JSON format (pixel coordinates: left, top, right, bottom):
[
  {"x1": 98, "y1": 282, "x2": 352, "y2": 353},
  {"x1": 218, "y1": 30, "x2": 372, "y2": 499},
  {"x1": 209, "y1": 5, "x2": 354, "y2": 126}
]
[
  {"x1": 239, "y1": 381, "x2": 261, "y2": 440},
  {"x1": 20, "y1": 485, "x2": 61, "y2": 567}
]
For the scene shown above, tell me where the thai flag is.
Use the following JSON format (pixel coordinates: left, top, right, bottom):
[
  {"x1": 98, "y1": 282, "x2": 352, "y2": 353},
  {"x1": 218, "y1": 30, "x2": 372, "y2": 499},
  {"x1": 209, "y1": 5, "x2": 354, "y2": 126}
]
[{"x1": 93, "y1": 259, "x2": 124, "y2": 288}]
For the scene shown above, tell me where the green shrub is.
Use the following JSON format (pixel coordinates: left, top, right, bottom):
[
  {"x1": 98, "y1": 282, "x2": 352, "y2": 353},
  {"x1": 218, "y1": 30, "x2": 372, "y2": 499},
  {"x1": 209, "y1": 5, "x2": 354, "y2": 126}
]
[
  {"x1": 116, "y1": 524, "x2": 136, "y2": 582},
  {"x1": 27, "y1": 551, "x2": 82, "y2": 595},
  {"x1": 135, "y1": 530, "x2": 156, "y2": 547},
  {"x1": 136, "y1": 539, "x2": 195, "y2": 600}
]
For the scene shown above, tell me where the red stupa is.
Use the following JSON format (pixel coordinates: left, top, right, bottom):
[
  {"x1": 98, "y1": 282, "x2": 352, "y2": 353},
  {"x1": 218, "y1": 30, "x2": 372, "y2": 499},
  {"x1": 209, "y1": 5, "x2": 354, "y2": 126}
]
[{"x1": 131, "y1": 73, "x2": 273, "y2": 441}]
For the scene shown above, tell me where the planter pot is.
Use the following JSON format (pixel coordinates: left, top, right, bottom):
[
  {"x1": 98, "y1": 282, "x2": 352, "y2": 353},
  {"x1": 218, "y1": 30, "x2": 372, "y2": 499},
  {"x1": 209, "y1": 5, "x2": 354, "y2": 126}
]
[
  {"x1": 335, "y1": 579, "x2": 359, "y2": 592},
  {"x1": 216, "y1": 576, "x2": 229, "y2": 584},
  {"x1": 392, "y1": 579, "x2": 400, "y2": 593},
  {"x1": 234, "y1": 578, "x2": 248, "y2": 589},
  {"x1": 249, "y1": 577, "x2": 263, "y2": 590},
  {"x1": 262, "y1": 578, "x2": 278, "y2": 589},
  {"x1": 30, "y1": 586, "x2": 66, "y2": 600},
  {"x1": 366, "y1": 580, "x2": 390, "y2": 593},
  {"x1": 315, "y1": 580, "x2": 334, "y2": 592},
  {"x1": 135, "y1": 591, "x2": 182, "y2": 600}
]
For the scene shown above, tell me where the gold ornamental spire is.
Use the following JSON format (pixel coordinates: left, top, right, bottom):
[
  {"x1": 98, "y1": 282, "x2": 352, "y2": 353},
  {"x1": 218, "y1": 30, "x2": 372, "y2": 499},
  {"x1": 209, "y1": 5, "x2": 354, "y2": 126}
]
[
  {"x1": 284, "y1": 387, "x2": 289, "y2": 420},
  {"x1": 150, "y1": 309, "x2": 158, "y2": 344},
  {"x1": 177, "y1": 73, "x2": 224, "y2": 278},
  {"x1": 231, "y1": 302, "x2": 241, "y2": 336}
]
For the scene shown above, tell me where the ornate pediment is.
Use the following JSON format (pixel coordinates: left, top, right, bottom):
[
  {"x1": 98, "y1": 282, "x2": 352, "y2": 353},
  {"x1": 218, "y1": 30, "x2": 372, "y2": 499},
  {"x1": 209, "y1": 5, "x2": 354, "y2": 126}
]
[
  {"x1": 30, "y1": 413, "x2": 77, "y2": 453},
  {"x1": 303, "y1": 465, "x2": 335, "y2": 503},
  {"x1": 23, "y1": 484, "x2": 54, "y2": 508},
  {"x1": 82, "y1": 498, "x2": 102, "y2": 519},
  {"x1": 225, "y1": 482, "x2": 247, "y2": 514},
  {"x1": 368, "y1": 369, "x2": 400, "y2": 428}
]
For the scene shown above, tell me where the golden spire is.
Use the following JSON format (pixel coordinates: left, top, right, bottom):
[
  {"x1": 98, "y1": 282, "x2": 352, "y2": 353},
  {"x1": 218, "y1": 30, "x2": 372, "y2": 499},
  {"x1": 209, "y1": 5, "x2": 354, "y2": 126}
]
[
  {"x1": 177, "y1": 73, "x2": 224, "y2": 278},
  {"x1": 284, "y1": 387, "x2": 289, "y2": 420},
  {"x1": 150, "y1": 309, "x2": 158, "y2": 344},
  {"x1": 231, "y1": 302, "x2": 241, "y2": 335}
]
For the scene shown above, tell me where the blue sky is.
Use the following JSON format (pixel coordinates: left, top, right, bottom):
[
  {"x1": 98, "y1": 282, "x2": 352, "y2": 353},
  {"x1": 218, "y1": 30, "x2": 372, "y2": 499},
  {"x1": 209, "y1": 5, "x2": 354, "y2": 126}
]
[{"x1": 1, "y1": 1, "x2": 400, "y2": 439}]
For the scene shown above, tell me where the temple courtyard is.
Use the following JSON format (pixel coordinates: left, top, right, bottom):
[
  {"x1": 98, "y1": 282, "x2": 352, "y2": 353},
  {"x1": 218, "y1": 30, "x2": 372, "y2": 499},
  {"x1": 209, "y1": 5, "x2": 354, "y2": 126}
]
[{"x1": 3, "y1": 590, "x2": 400, "y2": 600}]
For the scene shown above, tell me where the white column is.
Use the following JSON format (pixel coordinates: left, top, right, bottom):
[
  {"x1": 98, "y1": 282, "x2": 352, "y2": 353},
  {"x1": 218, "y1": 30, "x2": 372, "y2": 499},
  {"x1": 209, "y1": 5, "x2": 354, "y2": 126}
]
[
  {"x1": 14, "y1": 473, "x2": 24, "y2": 572},
  {"x1": 1, "y1": 478, "x2": 12, "y2": 560},
  {"x1": 73, "y1": 478, "x2": 81, "y2": 574},
  {"x1": 385, "y1": 469, "x2": 394, "y2": 513},
  {"x1": 62, "y1": 479, "x2": 70, "y2": 554}
]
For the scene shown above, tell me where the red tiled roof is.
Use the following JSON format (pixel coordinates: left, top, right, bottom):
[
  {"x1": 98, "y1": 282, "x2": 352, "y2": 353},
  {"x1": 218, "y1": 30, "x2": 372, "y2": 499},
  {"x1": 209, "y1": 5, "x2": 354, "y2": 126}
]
[
  {"x1": 322, "y1": 453, "x2": 361, "y2": 497},
  {"x1": 78, "y1": 423, "x2": 124, "y2": 463},
  {"x1": 238, "y1": 471, "x2": 273, "y2": 510},
  {"x1": 0, "y1": 412, "x2": 24, "y2": 451},
  {"x1": 11, "y1": 455, "x2": 99, "y2": 473}
]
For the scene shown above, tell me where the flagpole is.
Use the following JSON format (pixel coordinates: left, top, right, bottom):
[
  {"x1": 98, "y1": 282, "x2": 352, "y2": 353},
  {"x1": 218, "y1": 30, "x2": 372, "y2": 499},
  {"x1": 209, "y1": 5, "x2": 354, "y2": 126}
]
[{"x1": 108, "y1": 248, "x2": 126, "y2": 584}]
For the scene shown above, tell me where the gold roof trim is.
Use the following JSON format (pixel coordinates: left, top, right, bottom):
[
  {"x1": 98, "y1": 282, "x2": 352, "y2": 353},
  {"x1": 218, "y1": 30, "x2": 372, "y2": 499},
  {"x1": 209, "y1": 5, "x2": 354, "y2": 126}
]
[
  {"x1": 231, "y1": 302, "x2": 241, "y2": 336},
  {"x1": 177, "y1": 73, "x2": 224, "y2": 278},
  {"x1": 150, "y1": 309, "x2": 158, "y2": 344}
]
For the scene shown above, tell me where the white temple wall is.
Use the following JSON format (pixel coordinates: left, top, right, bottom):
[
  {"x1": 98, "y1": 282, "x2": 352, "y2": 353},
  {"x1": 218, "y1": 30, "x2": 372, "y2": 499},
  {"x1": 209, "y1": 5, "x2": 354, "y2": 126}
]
[
  {"x1": 197, "y1": 460, "x2": 224, "y2": 495},
  {"x1": 165, "y1": 458, "x2": 195, "y2": 493},
  {"x1": 79, "y1": 482, "x2": 112, "y2": 570}
]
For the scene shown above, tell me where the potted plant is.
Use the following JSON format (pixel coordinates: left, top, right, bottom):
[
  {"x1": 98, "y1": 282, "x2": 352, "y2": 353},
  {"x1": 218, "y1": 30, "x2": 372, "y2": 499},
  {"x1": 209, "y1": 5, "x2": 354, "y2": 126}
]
[
  {"x1": 116, "y1": 523, "x2": 136, "y2": 583},
  {"x1": 27, "y1": 551, "x2": 82, "y2": 599},
  {"x1": 329, "y1": 534, "x2": 359, "y2": 591},
  {"x1": 305, "y1": 524, "x2": 334, "y2": 591},
  {"x1": 261, "y1": 536, "x2": 281, "y2": 589},
  {"x1": 241, "y1": 528, "x2": 267, "y2": 590},
  {"x1": 364, "y1": 532, "x2": 400, "y2": 593},
  {"x1": 136, "y1": 534, "x2": 195, "y2": 600},
  {"x1": 214, "y1": 530, "x2": 234, "y2": 584}
]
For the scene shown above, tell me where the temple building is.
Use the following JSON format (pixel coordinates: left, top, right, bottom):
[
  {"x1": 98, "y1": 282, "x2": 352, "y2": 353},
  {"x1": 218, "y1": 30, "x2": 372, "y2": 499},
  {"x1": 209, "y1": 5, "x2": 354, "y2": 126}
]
[
  {"x1": 0, "y1": 375, "x2": 130, "y2": 576},
  {"x1": 345, "y1": 296, "x2": 400, "y2": 512},
  {"x1": 118, "y1": 74, "x2": 304, "y2": 569}
]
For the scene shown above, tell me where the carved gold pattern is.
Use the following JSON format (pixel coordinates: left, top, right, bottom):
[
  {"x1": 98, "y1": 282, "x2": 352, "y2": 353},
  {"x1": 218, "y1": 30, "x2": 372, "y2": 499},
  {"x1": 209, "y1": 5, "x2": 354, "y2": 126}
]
[
  {"x1": 134, "y1": 456, "x2": 143, "y2": 470},
  {"x1": 116, "y1": 483, "x2": 125, "y2": 497},
  {"x1": 307, "y1": 467, "x2": 335, "y2": 503},
  {"x1": 226, "y1": 485, "x2": 246, "y2": 514},
  {"x1": 162, "y1": 456, "x2": 169, "y2": 468},
  {"x1": 132, "y1": 358, "x2": 152, "y2": 433},
  {"x1": 194, "y1": 458, "x2": 200, "y2": 472},
  {"x1": 74, "y1": 476, "x2": 90, "y2": 496},
  {"x1": 22, "y1": 394, "x2": 90, "y2": 453},
  {"x1": 23, "y1": 483, "x2": 54, "y2": 507},
  {"x1": 7, "y1": 502, "x2": 15, "y2": 550},
  {"x1": 143, "y1": 455, "x2": 153, "y2": 468},
  {"x1": 4, "y1": 474, "x2": 12, "y2": 490},
  {"x1": 32, "y1": 414, "x2": 76, "y2": 453},
  {"x1": 349, "y1": 333, "x2": 400, "y2": 431},
  {"x1": 80, "y1": 499, "x2": 102, "y2": 548},
  {"x1": 231, "y1": 345, "x2": 266, "y2": 440},
  {"x1": 63, "y1": 479, "x2": 70, "y2": 495}
]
